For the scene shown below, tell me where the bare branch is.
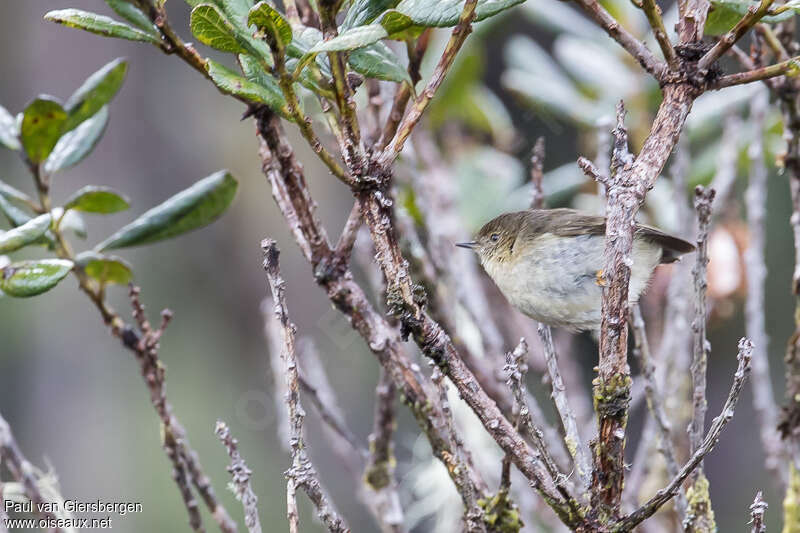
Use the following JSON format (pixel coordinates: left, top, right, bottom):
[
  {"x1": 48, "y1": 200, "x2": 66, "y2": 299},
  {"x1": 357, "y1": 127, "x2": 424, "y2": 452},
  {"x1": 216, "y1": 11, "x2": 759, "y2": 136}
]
[
  {"x1": 503, "y1": 338, "x2": 572, "y2": 501},
  {"x1": 689, "y1": 186, "x2": 715, "y2": 465},
  {"x1": 376, "y1": 30, "x2": 431, "y2": 151},
  {"x1": 0, "y1": 413, "x2": 64, "y2": 532},
  {"x1": 539, "y1": 324, "x2": 592, "y2": 494},
  {"x1": 380, "y1": 0, "x2": 478, "y2": 162},
  {"x1": 571, "y1": 0, "x2": 666, "y2": 79},
  {"x1": 676, "y1": 0, "x2": 711, "y2": 43},
  {"x1": 617, "y1": 338, "x2": 753, "y2": 531},
  {"x1": 745, "y1": 88, "x2": 787, "y2": 487},
  {"x1": 713, "y1": 56, "x2": 800, "y2": 89},
  {"x1": 364, "y1": 370, "x2": 406, "y2": 533},
  {"x1": 578, "y1": 156, "x2": 605, "y2": 183},
  {"x1": 358, "y1": 182, "x2": 581, "y2": 524},
  {"x1": 750, "y1": 491, "x2": 768, "y2": 533},
  {"x1": 262, "y1": 239, "x2": 351, "y2": 533},
  {"x1": 640, "y1": 0, "x2": 678, "y2": 68},
  {"x1": 698, "y1": 0, "x2": 775, "y2": 69},
  {"x1": 215, "y1": 421, "x2": 262, "y2": 533},
  {"x1": 256, "y1": 114, "x2": 489, "y2": 511},
  {"x1": 333, "y1": 200, "x2": 362, "y2": 263},
  {"x1": 592, "y1": 101, "x2": 639, "y2": 514},
  {"x1": 127, "y1": 286, "x2": 235, "y2": 533},
  {"x1": 629, "y1": 306, "x2": 686, "y2": 516},
  {"x1": 430, "y1": 368, "x2": 488, "y2": 532}
]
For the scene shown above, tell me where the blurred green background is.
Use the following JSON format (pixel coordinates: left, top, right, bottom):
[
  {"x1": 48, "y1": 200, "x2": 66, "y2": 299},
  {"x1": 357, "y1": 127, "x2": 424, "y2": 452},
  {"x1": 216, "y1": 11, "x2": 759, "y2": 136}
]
[{"x1": 0, "y1": 0, "x2": 796, "y2": 531}]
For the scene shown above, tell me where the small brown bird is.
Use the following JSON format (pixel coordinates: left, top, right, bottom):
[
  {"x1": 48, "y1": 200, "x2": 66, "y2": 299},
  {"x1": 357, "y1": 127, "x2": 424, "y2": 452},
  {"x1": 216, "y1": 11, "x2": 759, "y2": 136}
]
[{"x1": 457, "y1": 209, "x2": 695, "y2": 331}]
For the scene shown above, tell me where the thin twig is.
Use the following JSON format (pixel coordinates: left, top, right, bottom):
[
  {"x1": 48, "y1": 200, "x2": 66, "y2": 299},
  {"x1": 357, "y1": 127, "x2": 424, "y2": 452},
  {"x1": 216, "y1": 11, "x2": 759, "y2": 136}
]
[
  {"x1": 256, "y1": 110, "x2": 489, "y2": 507},
  {"x1": 539, "y1": 324, "x2": 592, "y2": 494},
  {"x1": 504, "y1": 338, "x2": 573, "y2": 501},
  {"x1": 263, "y1": 240, "x2": 351, "y2": 533},
  {"x1": 333, "y1": 200, "x2": 362, "y2": 263},
  {"x1": 571, "y1": 0, "x2": 666, "y2": 79},
  {"x1": 295, "y1": 338, "x2": 406, "y2": 533},
  {"x1": 629, "y1": 306, "x2": 686, "y2": 516},
  {"x1": 689, "y1": 186, "x2": 715, "y2": 467},
  {"x1": 379, "y1": 0, "x2": 479, "y2": 163},
  {"x1": 364, "y1": 370, "x2": 406, "y2": 533},
  {"x1": 750, "y1": 491, "x2": 768, "y2": 533},
  {"x1": 0, "y1": 413, "x2": 64, "y2": 533},
  {"x1": 215, "y1": 421, "x2": 262, "y2": 533},
  {"x1": 712, "y1": 55, "x2": 800, "y2": 89},
  {"x1": 698, "y1": 0, "x2": 775, "y2": 69},
  {"x1": 376, "y1": 30, "x2": 431, "y2": 151},
  {"x1": 616, "y1": 338, "x2": 753, "y2": 531},
  {"x1": 430, "y1": 367, "x2": 488, "y2": 532},
  {"x1": 640, "y1": 0, "x2": 678, "y2": 68}
]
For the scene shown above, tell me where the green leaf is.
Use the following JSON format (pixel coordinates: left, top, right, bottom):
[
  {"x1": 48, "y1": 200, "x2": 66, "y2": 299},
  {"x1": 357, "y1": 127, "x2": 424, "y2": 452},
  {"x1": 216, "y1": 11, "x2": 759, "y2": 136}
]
[
  {"x1": 395, "y1": 0, "x2": 524, "y2": 26},
  {"x1": 217, "y1": 0, "x2": 256, "y2": 24},
  {"x1": 0, "y1": 104, "x2": 20, "y2": 150},
  {"x1": 44, "y1": 106, "x2": 109, "y2": 174},
  {"x1": 207, "y1": 59, "x2": 291, "y2": 118},
  {"x1": 104, "y1": 0, "x2": 160, "y2": 36},
  {"x1": 190, "y1": 3, "x2": 248, "y2": 53},
  {"x1": 0, "y1": 214, "x2": 51, "y2": 254},
  {"x1": 309, "y1": 24, "x2": 389, "y2": 53},
  {"x1": 96, "y1": 170, "x2": 238, "y2": 250},
  {"x1": 44, "y1": 9, "x2": 161, "y2": 44},
  {"x1": 64, "y1": 58, "x2": 127, "y2": 132},
  {"x1": 0, "y1": 259, "x2": 73, "y2": 297},
  {"x1": 342, "y1": 0, "x2": 399, "y2": 29},
  {"x1": 64, "y1": 185, "x2": 130, "y2": 214},
  {"x1": 20, "y1": 96, "x2": 68, "y2": 165},
  {"x1": 350, "y1": 42, "x2": 412, "y2": 84},
  {"x1": 248, "y1": 1, "x2": 292, "y2": 49},
  {"x1": 0, "y1": 193, "x2": 35, "y2": 228},
  {"x1": 296, "y1": 10, "x2": 413, "y2": 78},
  {"x1": 75, "y1": 251, "x2": 133, "y2": 285},
  {"x1": 705, "y1": 0, "x2": 794, "y2": 34}
]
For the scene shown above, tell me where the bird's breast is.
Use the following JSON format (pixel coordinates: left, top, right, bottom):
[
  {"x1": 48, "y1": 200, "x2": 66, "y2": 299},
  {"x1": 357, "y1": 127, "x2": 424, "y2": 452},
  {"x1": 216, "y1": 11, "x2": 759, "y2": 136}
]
[{"x1": 481, "y1": 233, "x2": 662, "y2": 331}]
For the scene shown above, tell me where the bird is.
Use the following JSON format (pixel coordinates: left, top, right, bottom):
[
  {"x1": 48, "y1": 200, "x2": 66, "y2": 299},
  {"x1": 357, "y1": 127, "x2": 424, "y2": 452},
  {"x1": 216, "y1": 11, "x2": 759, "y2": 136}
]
[{"x1": 456, "y1": 208, "x2": 695, "y2": 331}]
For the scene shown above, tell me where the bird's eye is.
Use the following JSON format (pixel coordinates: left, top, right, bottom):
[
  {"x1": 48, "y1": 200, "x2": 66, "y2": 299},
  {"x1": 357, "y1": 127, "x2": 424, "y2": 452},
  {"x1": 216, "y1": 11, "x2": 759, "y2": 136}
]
[{"x1": 490, "y1": 233, "x2": 500, "y2": 242}]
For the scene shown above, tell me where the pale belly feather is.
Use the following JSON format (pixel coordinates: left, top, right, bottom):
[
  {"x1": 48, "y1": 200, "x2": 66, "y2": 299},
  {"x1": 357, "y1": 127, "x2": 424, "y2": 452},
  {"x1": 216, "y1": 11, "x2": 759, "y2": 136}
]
[{"x1": 484, "y1": 234, "x2": 662, "y2": 331}]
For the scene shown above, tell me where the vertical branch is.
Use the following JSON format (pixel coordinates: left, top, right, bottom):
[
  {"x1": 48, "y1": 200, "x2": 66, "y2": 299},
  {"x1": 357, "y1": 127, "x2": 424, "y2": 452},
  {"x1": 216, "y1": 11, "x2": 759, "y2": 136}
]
[
  {"x1": 263, "y1": 240, "x2": 351, "y2": 533},
  {"x1": 677, "y1": 0, "x2": 711, "y2": 43},
  {"x1": 590, "y1": 103, "x2": 637, "y2": 519},
  {"x1": 215, "y1": 421, "x2": 263, "y2": 533},
  {"x1": 364, "y1": 371, "x2": 406, "y2": 533},
  {"x1": 685, "y1": 186, "x2": 716, "y2": 533},
  {"x1": 689, "y1": 187, "x2": 715, "y2": 462},
  {"x1": 745, "y1": 88, "x2": 787, "y2": 486},
  {"x1": 749, "y1": 491, "x2": 768, "y2": 533},
  {"x1": 430, "y1": 367, "x2": 488, "y2": 532}
]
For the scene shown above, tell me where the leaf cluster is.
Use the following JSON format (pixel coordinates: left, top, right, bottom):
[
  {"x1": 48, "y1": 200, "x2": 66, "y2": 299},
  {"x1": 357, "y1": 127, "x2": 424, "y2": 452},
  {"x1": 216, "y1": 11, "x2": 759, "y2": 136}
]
[{"x1": 0, "y1": 60, "x2": 238, "y2": 298}]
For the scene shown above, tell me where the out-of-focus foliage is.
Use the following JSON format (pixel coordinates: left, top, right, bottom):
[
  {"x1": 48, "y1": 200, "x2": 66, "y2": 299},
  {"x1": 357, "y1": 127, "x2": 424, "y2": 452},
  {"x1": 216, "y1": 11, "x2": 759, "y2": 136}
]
[{"x1": 0, "y1": 59, "x2": 239, "y2": 296}]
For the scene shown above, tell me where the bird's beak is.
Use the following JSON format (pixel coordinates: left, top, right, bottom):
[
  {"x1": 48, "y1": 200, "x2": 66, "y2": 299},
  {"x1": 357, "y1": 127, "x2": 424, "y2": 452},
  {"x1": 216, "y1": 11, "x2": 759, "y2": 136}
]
[{"x1": 455, "y1": 241, "x2": 477, "y2": 250}]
